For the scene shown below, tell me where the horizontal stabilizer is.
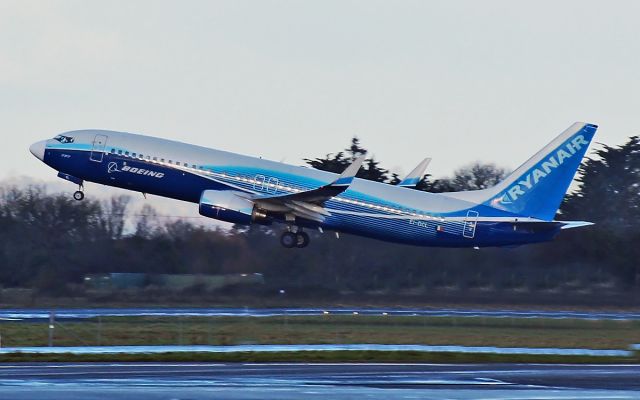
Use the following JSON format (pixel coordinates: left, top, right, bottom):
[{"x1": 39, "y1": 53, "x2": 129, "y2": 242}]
[
  {"x1": 506, "y1": 220, "x2": 594, "y2": 232},
  {"x1": 559, "y1": 221, "x2": 594, "y2": 230},
  {"x1": 397, "y1": 158, "x2": 431, "y2": 187}
]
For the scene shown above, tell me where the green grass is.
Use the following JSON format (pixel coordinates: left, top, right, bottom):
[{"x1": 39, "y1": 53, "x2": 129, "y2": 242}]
[
  {"x1": 1, "y1": 315, "x2": 639, "y2": 350},
  {"x1": 2, "y1": 315, "x2": 639, "y2": 364}
]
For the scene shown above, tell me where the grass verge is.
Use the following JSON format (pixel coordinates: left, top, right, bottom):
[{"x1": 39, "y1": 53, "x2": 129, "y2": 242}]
[{"x1": 1, "y1": 315, "x2": 639, "y2": 349}]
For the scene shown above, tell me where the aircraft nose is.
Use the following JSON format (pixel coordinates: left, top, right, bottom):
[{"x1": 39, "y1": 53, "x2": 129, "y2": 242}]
[{"x1": 29, "y1": 140, "x2": 46, "y2": 161}]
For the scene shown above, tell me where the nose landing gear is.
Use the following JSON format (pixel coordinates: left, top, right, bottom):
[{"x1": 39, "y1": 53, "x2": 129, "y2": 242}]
[
  {"x1": 73, "y1": 184, "x2": 85, "y2": 201},
  {"x1": 280, "y1": 229, "x2": 310, "y2": 248}
]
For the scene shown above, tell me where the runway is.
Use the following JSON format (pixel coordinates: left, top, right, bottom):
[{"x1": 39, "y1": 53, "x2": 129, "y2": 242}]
[
  {"x1": 0, "y1": 344, "x2": 631, "y2": 357},
  {"x1": 0, "y1": 363, "x2": 638, "y2": 399},
  {"x1": 2, "y1": 307, "x2": 640, "y2": 321}
]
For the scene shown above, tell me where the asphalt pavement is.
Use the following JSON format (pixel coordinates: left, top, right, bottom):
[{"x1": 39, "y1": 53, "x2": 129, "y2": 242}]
[
  {"x1": 0, "y1": 363, "x2": 638, "y2": 399},
  {"x1": 1, "y1": 307, "x2": 640, "y2": 321},
  {"x1": 0, "y1": 344, "x2": 631, "y2": 357}
]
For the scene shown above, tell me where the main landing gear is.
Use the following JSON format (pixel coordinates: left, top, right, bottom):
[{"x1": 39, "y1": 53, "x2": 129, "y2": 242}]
[{"x1": 280, "y1": 229, "x2": 310, "y2": 248}]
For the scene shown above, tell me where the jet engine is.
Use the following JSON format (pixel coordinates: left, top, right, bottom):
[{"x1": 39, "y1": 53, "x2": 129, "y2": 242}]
[{"x1": 199, "y1": 190, "x2": 270, "y2": 225}]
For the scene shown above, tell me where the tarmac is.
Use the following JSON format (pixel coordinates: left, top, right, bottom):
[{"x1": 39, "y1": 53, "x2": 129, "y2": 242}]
[
  {"x1": 0, "y1": 362, "x2": 638, "y2": 399},
  {"x1": 0, "y1": 343, "x2": 632, "y2": 357},
  {"x1": 2, "y1": 307, "x2": 640, "y2": 321}
]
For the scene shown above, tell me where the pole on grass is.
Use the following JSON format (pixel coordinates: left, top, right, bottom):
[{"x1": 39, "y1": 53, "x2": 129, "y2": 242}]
[{"x1": 48, "y1": 311, "x2": 55, "y2": 347}]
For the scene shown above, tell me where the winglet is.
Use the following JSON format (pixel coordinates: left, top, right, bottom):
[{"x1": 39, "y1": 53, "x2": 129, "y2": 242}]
[
  {"x1": 397, "y1": 158, "x2": 431, "y2": 187},
  {"x1": 332, "y1": 155, "x2": 366, "y2": 187}
]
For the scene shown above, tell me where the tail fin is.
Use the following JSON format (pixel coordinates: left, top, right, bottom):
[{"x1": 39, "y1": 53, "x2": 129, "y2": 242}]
[{"x1": 447, "y1": 122, "x2": 597, "y2": 220}]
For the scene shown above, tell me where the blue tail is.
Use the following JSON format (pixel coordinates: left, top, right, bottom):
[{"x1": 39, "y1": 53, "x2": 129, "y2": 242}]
[
  {"x1": 484, "y1": 122, "x2": 597, "y2": 220},
  {"x1": 446, "y1": 122, "x2": 597, "y2": 220}
]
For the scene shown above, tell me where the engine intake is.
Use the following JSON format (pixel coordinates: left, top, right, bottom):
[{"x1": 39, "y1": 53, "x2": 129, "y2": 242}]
[{"x1": 199, "y1": 190, "x2": 270, "y2": 225}]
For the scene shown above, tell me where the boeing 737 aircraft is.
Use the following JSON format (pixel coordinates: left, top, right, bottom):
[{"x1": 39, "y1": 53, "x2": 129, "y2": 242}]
[{"x1": 29, "y1": 122, "x2": 597, "y2": 248}]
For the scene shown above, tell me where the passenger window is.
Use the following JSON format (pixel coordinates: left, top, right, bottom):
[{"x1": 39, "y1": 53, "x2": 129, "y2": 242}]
[
  {"x1": 132, "y1": 153, "x2": 136, "y2": 157},
  {"x1": 139, "y1": 154, "x2": 143, "y2": 158},
  {"x1": 153, "y1": 157, "x2": 157, "y2": 161},
  {"x1": 110, "y1": 148, "x2": 115, "y2": 153},
  {"x1": 161, "y1": 158, "x2": 165, "y2": 162},
  {"x1": 169, "y1": 160, "x2": 173, "y2": 164},
  {"x1": 125, "y1": 151, "x2": 129, "y2": 156},
  {"x1": 118, "y1": 150, "x2": 123, "y2": 155}
]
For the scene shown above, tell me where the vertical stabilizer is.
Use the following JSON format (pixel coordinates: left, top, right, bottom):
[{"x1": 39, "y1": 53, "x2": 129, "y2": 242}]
[{"x1": 446, "y1": 122, "x2": 597, "y2": 220}]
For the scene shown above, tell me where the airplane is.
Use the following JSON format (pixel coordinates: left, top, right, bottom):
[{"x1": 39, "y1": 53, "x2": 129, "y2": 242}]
[{"x1": 29, "y1": 122, "x2": 597, "y2": 248}]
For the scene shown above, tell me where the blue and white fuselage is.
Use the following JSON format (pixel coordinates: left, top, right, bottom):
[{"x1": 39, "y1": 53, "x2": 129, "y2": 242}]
[{"x1": 29, "y1": 122, "x2": 597, "y2": 248}]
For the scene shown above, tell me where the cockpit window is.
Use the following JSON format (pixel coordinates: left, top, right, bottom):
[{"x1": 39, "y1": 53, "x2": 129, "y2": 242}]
[{"x1": 53, "y1": 135, "x2": 74, "y2": 144}]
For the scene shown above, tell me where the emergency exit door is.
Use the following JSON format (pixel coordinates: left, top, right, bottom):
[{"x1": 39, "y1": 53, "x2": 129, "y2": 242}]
[{"x1": 463, "y1": 210, "x2": 479, "y2": 238}]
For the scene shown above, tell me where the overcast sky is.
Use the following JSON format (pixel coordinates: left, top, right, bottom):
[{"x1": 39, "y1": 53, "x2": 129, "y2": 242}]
[{"x1": 2, "y1": 0, "x2": 640, "y2": 185}]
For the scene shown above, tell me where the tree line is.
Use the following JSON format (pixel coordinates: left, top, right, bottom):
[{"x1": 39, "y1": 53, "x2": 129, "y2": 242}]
[{"x1": 0, "y1": 136, "x2": 638, "y2": 305}]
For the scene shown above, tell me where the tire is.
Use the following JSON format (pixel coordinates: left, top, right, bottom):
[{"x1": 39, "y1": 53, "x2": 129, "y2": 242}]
[
  {"x1": 280, "y1": 232, "x2": 297, "y2": 248},
  {"x1": 73, "y1": 191, "x2": 85, "y2": 201},
  {"x1": 296, "y1": 231, "x2": 310, "y2": 248}
]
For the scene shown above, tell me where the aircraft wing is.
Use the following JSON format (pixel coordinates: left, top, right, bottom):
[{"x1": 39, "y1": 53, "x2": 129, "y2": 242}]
[
  {"x1": 397, "y1": 158, "x2": 431, "y2": 188},
  {"x1": 252, "y1": 155, "x2": 366, "y2": 222}
]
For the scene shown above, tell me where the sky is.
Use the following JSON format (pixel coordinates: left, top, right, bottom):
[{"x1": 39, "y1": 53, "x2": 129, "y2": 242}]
[{"x1": 2, "y1": 0, "x2": 640, "y2": 187}]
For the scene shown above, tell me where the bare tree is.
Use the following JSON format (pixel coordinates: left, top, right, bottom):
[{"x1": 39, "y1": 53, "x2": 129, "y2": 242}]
[
  {"x1": 450, "y1": 162, "x2": 507, "y2": 191},
  {"x1": 101, "y1": 195, "x2": 130, "y2": 239}
]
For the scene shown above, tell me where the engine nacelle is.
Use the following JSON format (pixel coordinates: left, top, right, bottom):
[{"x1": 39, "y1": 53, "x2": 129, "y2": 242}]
[{"x1": 199, "y1": 190, "x2": 270, "y2": 225}]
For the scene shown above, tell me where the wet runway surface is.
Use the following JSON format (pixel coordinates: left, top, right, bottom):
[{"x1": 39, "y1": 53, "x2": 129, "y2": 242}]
[
  {"x1": 2, "y1": 307, "x2": 640, "y2": 321},
  {"x1": 0, "y1": 344, "x2": 631, "y2": 357},
  {"x1": 0, "y1": 363, "x2": 638, "y2": 399}
]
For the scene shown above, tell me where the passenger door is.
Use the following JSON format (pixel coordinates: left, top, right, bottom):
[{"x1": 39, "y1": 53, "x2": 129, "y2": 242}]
[{"x1": 90, "y1": 134, "x2": 108, "y2": 162}]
